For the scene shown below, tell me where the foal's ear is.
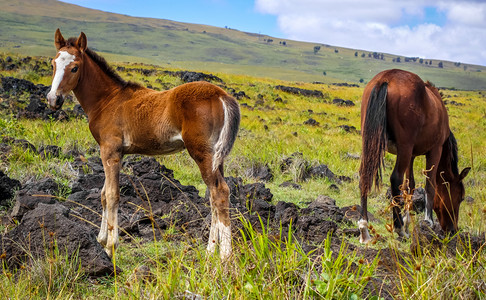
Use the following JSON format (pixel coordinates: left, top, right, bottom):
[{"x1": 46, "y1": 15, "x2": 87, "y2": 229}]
[
  {"x1": 76, "y1": 32, "x2": 88, "y2": 53},
  {"x1": 459, "y1": 167, "x2": 471, "y2": 181},
  {"x1": 54, "y1": 28, "x2": 66, "y2": 50}
]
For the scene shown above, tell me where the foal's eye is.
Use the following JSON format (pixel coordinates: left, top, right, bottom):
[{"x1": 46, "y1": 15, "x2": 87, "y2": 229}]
[{"x1": 71, "y1": 66, "x2": 79, "y2": 73}]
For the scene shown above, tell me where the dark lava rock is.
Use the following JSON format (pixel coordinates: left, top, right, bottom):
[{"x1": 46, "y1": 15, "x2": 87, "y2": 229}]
[
  {"x1": 0, "y1": 170, "x2": 21, "y2": 206},
  {"x1": 8, "y1": 138, "x2": 37, "y2": 154},
  {"x1": 341, "y1": 205, "x2": 380, "y2": 223},
  {"x1": 280, "y1": 152, "x2": 308, "y2": 173},
  {"x1": 411, "y1": 187, "x2": 426, "y2": 213},
  {"x1": 410, "y1": 221, "x2": 445, "y2": 256},
  {"x1": 0, "y1": 76, "x2": 48, "y2": 98},
  {"x1": 227, "y1": 88, "x2": 249, "y2": 100},
  {"x1": 410, "y1": 221, "x2": 485, "y2": 257},
  {"x1": 444, "y1": 100, "x2": 465, "y2": 106},
  {"x1": 279, "y1": 181, "x2": 302, "y2": 190},
  {"x1": 21, "y1": 177, "x2": 63, "y2": 195},
  {"x1": 162, "y1": 70, "x2": 223, "y2": 83},
  {"x1": 295, "y1": 216, "x2": 338, "y2": 242},
  {"x1": 2, "y1": 148, "x2": 371, "y2": 278},
  {"x1": 308, "y1": 164, "x2": 341, "y2": 183},
  {"x1": 69, "y1": 104, "x2": 87, "y2": 118},
  {"x1": 329, "y1": 184, "x2": 340, "y2": 192},
  {"x1": 338, "y1": 124, "x2": 358, "y2": 133},
  {"x1": 10, "y1": 191, "x2": 57, "y2": 221},
  {"x1": 1, "y1": 202, "x2": 115, "y2": 276},
  {"x1": 25, "y1": 97, "x2": 47, "y2": 114},
  {"x1": 330, "y1": 82, "x2": 360, "y2": 88},
  {"x1": 302, "y1": 195, "x2": 346, "y2": 224},
  {"x1": 38, "y1": 145, "x2": 61, "y2": 159},
  {"x1": 332, "y1": 98, "x2": 355, "y2": 106},
  {"x1": 386, "y1": 187, "x2": 426, "y2": 213},
  {"x1": 213, "y1": 176, "x2": 275, "y2": 221},
  {"x1": 275, "y1": 85, "x2": 324, "y2": 98},
  {"x1": 303, "y1": 118, "x2": 320, "y2": 126},
  {"x1": 245, "y1": 163, "x2": 274, "y2": 182},
  {"x1": 274, "y1": 201, "x2": 300, "y2": 227}
]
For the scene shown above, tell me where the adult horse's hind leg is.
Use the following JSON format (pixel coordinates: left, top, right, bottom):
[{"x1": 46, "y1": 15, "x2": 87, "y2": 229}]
[
  {"x1": 97, "y1": 147, "x2": 122, "y2": 258},
  {"x1": 390, "y1": 147, "x2": 413, "y2": 239}
]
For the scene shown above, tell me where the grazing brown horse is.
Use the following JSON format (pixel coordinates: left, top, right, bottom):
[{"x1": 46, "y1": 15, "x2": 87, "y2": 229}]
[
  {"x1": 358, "y1": 69, "x2": 470, "y2": 243},
  {"x1": 47, "y1": 29, "x2": 240, "y2": 259}
]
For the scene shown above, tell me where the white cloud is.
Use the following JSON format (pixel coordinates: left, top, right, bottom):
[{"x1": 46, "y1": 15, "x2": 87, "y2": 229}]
[{"x1": 255, "y1": 0, "x2": 486, "y2": 65}]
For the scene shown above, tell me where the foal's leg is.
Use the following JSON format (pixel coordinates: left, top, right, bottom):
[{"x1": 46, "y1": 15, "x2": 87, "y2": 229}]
[
  {"x1": 207, "y1": 165, "x2": 231, "y2": 259},
  {"x1": 97, "y1": 147, "x2": 122, "y2": 258},
  {"x1": 424, "y1": 149, "x2": 441, "y2": 226},
  {"x1": 185, "y1": 139, "x2": 231, "y2": 259},
  {"x1": 97, "y1": 184, "x2": 108, "y2": 246}
]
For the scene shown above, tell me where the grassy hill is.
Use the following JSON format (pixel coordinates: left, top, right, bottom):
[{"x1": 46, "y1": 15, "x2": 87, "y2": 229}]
[
  {"x1": 1, "y1": 0, "x2": 486, "y2": 90},
  {"x1": 0, "y1": 0, "x2": 486, "y2": 90}
]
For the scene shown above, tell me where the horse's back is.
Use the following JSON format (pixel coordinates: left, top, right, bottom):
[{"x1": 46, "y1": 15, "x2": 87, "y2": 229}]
[
  {"x1": 115, "y1": 81, "x2": 232, "y2": 155},
  {"x1": 362, "y1": 69, "x2": 449, "y2": 154}
]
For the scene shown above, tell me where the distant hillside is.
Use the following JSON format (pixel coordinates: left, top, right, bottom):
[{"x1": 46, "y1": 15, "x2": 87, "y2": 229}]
[{"x1": 1, "y1": 0, "x2": 485, "y2": 89}]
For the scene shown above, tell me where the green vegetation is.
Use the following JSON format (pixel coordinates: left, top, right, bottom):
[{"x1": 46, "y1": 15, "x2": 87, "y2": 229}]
[{"x1": 1, "y1": 51, "x2": 485, "y2": 298}]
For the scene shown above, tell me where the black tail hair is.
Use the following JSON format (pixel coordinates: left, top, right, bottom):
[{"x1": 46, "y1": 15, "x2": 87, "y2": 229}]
[{"x1": 359, "y1": 82, "x2": 388, "y2": 195}]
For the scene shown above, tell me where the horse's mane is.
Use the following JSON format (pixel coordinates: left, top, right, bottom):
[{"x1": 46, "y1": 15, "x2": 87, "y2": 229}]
[
  {"x1": 66, "y1": 37, "x2": 140, "y2": 89},
  {"x1": 441, "y1": 131, "x2": 460, "y2": 176}
]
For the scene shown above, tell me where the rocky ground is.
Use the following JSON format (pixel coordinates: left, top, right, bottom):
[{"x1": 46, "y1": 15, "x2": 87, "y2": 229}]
[{"x1": 1, "y1": 74, "x2": 484, "y2": 298}]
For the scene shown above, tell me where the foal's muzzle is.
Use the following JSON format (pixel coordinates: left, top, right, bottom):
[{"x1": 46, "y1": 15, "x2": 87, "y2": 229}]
[{"x1": 47, "y1": 93, "x2": 65, "y2": 110}]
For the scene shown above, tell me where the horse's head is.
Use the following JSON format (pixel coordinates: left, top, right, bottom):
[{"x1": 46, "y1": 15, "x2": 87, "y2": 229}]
[
  {"x1": 434, "y1": 167, "x2": 470, "y2": 232},
  {"x1": 47, "y1": 29, "x2": 87, "y2": 110}
]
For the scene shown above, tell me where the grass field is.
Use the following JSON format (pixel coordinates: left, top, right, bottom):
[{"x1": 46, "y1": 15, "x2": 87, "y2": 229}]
[{"x1": 1, "y1": 50, "x2": 485, "y2": 298}]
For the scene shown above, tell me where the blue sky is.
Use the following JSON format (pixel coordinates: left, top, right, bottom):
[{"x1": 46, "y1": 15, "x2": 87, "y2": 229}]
[
  {"x1": 61, "y1": 0, "x2": 486, "y2": 66},
  {"x1": 61, "y1": 0, "x2": 283, "y2": 37}
]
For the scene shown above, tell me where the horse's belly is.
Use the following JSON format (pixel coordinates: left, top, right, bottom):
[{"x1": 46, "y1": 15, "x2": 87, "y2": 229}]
[
  {"x1": 123, "y1": 134, "x2": 186, "y2": 155},
  {"x1": 386, "y1": 140, "x2": 398, "y2": 155}
]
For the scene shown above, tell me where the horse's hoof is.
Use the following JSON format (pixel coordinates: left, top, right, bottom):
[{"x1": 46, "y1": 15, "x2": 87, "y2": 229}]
[
  {"x1": 421, "y1": 219, "x2": 434, "y2": 227},
  {"x1": 104, "y1": 247, "x2": 113, "y2": 258},
  {"x1": 360, "y1": 236, "x2": 372, "y2": 244},
  {"x1": 396, "y1": 230, "x2": 410, "y2": 242},
  {"x1": 358, "y1": 219, "x2": 372, "y2": 244}
]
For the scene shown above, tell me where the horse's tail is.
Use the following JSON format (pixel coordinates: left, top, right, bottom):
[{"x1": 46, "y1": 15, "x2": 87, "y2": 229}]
[
  {"x1": 359, "y1": 82, "x2": 388, "y2": 195},
  {"x1": 212, "y1": 95, "x2": 240, "y2": 172}
]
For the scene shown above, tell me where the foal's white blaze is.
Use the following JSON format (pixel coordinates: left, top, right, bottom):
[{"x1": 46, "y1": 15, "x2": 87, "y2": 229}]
[{"x1": 47, "y1": 51, "x2": 75, "y2": 103}]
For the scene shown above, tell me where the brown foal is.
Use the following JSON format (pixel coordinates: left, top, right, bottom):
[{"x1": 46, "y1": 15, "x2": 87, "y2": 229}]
[{"x1": 47, "y1": 29, "x2": 240, "y2": 259}]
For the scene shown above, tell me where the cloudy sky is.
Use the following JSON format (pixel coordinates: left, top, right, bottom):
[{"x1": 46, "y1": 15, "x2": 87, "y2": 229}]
[{"x1": 61, "y1": 0, "x2": 486, "y2": 66}]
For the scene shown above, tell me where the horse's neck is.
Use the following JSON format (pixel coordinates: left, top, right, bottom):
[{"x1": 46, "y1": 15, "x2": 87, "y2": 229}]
[
  {"x1": 73, "y1": 56, "x2": 121, "y2": 119},
  {"x1": 436, "y1": 142, "x2": 455, "y2": 182}
]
